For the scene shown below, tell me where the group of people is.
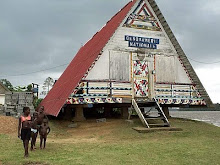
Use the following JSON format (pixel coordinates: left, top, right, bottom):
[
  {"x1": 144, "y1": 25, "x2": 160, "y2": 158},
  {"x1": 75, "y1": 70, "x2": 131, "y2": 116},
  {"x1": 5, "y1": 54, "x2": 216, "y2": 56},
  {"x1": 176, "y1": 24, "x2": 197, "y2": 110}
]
[{"x1": 18, "y1": 106, "x2": 50, "y2": 157}]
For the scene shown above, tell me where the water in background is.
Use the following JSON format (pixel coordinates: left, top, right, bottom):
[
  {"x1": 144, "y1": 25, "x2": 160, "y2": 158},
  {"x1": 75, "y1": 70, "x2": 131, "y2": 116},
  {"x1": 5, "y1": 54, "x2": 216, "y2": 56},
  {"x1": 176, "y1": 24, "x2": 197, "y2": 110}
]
[{"x1": 170, "y1": 111, "x2": 220, "y2": 127}]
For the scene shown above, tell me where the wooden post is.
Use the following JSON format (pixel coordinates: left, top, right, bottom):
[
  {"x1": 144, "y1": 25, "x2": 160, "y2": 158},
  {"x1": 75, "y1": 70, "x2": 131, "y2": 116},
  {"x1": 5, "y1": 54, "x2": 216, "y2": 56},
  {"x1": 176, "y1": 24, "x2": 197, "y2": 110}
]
[
  {"x1": 104, "y1": 106, "x2": 112, "y2": 118},
  {"x1": 63, "y1": 106, "x2": 72, "y2": 120},
  {"x1": 73, "y1": 105, "x2": 86, "y2": 122},
  {"x1": 121, "y1": 107, "x2": 129, "y2": 119},
  {"x1": 162, "y1": 107, "x2": 170, "y2": 119}
]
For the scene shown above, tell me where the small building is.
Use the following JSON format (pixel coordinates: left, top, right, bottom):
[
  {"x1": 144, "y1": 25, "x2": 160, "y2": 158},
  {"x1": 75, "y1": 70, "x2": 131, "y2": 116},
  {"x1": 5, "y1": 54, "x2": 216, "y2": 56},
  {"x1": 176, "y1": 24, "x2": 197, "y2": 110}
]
[
  {"x1": 4, "y1": 92, "x2": 35, "y2": 116},
  {"x1": 0, "y1": 82, "x2": 10, "y2": 105},
  {"x1": 40, "y1": 0, "x2": 212, "y2": 128}
]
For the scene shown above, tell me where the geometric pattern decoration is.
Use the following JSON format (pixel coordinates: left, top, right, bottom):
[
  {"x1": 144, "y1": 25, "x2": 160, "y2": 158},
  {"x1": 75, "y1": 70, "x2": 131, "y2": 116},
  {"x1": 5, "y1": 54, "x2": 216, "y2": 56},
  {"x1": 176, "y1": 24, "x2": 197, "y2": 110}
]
[
  {"x1": 123, "y1": 0, "x2": 161, "y2": 31},
  {"x1": 156, "y1": 98, "x2": 206, "y2": 106},
  {"x1": 66, "y1": 97, "x2": 123, "y2": 104},
  {"x1": 134, "y1": 79, "x2": 148, "y2": 97},
  {"x1": 155, "y1": 83, "x2": 205, "y2": 103},
  {"x1": 133, "y1": 61, "x2": 148, "y2": 77},
  {"x1": 133, "y1": 60, "x2": 149, "y2": 97}
]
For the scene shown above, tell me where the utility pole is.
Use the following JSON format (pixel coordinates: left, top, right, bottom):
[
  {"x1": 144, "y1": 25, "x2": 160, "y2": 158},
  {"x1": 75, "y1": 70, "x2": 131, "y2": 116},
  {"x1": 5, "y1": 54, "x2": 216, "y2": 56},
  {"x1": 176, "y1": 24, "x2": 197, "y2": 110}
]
[{"x1": 32, "y1": 83, "x2": 39, "y2": 98}]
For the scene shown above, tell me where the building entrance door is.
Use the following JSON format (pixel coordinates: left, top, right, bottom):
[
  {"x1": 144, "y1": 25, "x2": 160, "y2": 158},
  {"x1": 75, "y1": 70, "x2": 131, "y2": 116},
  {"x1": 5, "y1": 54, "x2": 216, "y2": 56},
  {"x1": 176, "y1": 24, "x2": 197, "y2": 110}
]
[{"x1": 132, "y1": 52, "x2": 155, "y2": 99}]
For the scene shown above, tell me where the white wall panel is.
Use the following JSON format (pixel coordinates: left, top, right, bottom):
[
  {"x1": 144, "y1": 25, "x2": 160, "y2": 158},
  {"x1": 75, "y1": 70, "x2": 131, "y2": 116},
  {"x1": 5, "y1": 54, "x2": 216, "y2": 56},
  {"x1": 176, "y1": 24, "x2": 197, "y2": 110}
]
[
  {"x1": 155, "y1": 55, "x2": 192, "y2": 83},
  {"x1": 156, "y1": 55, "x2": 176, "y2": 82},
  {"x1": 110, "y1": 51, "x2": 130, "y2": 81},
  {"x1": 0, "y1": 95, "x2": 5, "y2": 105},
  {"x1": 86, "y1": 50, "x2": 110, "y2": 80},
  {"x1": 175, "y1": 58, "x2": 192, "y2": 83}
]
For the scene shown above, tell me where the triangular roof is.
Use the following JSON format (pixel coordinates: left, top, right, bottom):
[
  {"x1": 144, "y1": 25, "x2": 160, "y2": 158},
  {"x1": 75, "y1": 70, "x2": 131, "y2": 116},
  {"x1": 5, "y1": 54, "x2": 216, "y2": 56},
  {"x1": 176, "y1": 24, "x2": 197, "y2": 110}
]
[
  {"x1": 41, "y1": 0, "x2": 212, "y2": 116},
  {"x1": 40, "y1": 0, "x2": 137, "y2": 116},
  {"x1": 0, "y1": 81, "x2": 10, "y2": 93}
]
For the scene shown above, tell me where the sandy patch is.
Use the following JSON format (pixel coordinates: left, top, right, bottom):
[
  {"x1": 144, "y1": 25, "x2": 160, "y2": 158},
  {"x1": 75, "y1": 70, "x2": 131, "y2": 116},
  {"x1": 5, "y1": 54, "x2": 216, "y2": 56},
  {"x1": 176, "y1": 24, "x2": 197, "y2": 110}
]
[
  {"x1": 49, "y1": 119, "x2": 128, "y2": 143},
  {"x1": 0, "y1": 116, "x2": 17, "y2": 134}
]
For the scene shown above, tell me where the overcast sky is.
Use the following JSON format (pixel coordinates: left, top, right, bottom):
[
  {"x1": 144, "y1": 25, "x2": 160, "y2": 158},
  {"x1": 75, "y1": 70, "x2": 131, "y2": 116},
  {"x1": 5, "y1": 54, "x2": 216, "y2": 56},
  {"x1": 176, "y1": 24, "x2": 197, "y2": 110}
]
[{"x1": 0, "y1": 0, "x2": 220, "y2": 103}]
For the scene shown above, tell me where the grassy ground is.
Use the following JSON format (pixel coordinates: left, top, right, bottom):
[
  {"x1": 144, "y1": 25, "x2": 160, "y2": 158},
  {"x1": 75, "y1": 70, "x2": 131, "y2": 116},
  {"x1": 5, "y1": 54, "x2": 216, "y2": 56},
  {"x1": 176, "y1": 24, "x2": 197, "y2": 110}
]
[{"x1": 0, "y1": 117, "x2": 220, "y2": 165}]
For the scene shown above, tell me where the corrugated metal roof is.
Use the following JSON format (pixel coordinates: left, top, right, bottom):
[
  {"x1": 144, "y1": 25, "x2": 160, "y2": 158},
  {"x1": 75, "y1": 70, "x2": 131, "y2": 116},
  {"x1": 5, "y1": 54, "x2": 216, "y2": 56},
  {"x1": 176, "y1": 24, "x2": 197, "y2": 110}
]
[{"x1": 40, "y1": 0, "x2": 137, "y2": 116}]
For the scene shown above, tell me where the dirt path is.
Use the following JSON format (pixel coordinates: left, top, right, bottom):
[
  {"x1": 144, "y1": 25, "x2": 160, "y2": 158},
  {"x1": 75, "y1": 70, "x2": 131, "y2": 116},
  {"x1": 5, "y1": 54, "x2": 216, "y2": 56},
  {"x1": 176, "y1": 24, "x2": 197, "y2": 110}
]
[{"x1": 0, "y1": 116, "x2": 130, "y2": 143}]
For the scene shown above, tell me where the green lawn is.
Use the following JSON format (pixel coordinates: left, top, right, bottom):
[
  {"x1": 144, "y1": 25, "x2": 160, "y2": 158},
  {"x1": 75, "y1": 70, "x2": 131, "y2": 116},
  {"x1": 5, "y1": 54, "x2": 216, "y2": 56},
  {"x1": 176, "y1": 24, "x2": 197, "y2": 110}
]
[{"x1": 0, "y1": 118, "x2": 220, "y2": 165}]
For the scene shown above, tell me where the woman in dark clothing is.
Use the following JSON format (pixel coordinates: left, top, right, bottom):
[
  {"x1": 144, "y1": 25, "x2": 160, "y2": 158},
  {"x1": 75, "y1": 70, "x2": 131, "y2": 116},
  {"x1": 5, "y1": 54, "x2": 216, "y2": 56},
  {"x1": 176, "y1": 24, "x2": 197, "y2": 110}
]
[{"x1": 18, "y1": 107, "x2": 31, "y2": 157}]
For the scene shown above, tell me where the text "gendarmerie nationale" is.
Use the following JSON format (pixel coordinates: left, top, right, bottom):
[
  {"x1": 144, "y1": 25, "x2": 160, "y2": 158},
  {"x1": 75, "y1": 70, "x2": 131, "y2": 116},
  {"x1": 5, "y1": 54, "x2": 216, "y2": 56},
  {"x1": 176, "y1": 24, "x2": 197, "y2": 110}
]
[{"x1": 125, "y1": 35, "x2": 160, "y2": 49}]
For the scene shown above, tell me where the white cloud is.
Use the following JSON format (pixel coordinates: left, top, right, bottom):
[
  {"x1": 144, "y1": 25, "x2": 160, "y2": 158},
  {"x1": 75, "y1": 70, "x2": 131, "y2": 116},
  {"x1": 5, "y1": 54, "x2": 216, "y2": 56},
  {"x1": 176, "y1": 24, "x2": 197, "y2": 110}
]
[
  {"x1": 195, "y1": 66, "x2": 220, "y2": 103},
  {"x1": 202, "y1": 1, "x2": 220, "y2": 15}
]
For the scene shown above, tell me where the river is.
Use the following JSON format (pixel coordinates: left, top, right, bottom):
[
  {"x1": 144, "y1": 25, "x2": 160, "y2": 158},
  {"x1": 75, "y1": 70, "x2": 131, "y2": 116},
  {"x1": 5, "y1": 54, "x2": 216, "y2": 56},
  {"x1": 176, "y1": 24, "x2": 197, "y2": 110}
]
[{"x1": 170, "y1": 111, "x2": 220, "y2": 127}]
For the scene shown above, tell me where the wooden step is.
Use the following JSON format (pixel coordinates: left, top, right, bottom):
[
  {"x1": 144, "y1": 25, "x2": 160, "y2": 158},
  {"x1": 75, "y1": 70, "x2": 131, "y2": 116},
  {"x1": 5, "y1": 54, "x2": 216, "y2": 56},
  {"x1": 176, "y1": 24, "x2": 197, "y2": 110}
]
[
  {"x1": 133, "y1": 127, "x2": 183, "y2": 133},
  {"x1": 132, "y1": 99, "x2": 149, "y2": 128},
  {"x1": 145, "y1": 117, "x2": 165, "y2": 120},
  {"x1": 148, "y1": 123, "x2": 169, "y2": 127},
  {"x1": 138, "y1": 106, "x2": 156, "y2": 109}
]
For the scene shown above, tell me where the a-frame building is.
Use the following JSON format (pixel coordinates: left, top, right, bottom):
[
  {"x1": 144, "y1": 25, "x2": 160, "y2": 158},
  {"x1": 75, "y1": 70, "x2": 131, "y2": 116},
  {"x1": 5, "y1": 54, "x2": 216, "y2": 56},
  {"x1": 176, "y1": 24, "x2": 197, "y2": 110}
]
[{"x1": 40, "y1": 0, "x2": 212, "y2": 128}]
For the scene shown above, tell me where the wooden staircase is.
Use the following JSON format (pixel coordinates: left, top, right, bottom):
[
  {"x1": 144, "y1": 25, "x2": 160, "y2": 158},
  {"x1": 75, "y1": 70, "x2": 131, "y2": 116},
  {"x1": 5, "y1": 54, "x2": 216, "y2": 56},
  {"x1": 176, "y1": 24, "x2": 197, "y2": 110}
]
[{"x1": 132, "y1": 98, "x2": 170, "y2": 128}]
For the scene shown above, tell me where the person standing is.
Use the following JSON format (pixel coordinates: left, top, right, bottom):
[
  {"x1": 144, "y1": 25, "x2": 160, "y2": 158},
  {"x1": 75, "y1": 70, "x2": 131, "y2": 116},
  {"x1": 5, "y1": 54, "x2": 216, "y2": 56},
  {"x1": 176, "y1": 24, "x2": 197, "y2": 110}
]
[
  {"x1": 39, "y1": 118, "x2": 50, "y2": 149},
  {"x1": 18, "y1": 107, "x2": 31, "y2": 157},
  {"x1": 37, "y1": 106, "x2": 48, "y2": 126},
  {"x1": 30, "y1": 111, "x2": 38, "y2": 151}
]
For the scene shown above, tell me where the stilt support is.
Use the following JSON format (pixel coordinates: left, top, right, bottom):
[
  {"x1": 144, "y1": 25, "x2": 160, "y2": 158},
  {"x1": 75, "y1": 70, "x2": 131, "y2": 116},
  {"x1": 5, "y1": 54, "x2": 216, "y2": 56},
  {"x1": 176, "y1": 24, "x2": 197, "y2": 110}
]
[
  {"x1": 63, "y1": 106, "x2": 72, "y2": 120},
  {"x1": 162, "y1": 107, "x2": 170, "y2": 119},
  {"x1": 104, "y1": 106, "x2": 112, "y2": 118},
  {"x1": 121, "y1": 107, "x2": 129, "y2": 119},
  {"x1": 73, "y1": 105, "x2": 86, "y2": 122}
]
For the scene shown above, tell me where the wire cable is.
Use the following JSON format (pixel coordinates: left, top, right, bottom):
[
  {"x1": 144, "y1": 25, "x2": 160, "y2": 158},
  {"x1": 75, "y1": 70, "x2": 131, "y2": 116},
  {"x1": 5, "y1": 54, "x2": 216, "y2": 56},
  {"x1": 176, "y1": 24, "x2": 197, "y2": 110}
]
[
  {"x1": 188, "y1": 57, "x2": 220, "y2": 64},
  {"x1": 0, "y1": 63, "x2": 69, "y2": 77},
  {"x1": 1, "y1": 55, "x2": 219, "y2": 78}
]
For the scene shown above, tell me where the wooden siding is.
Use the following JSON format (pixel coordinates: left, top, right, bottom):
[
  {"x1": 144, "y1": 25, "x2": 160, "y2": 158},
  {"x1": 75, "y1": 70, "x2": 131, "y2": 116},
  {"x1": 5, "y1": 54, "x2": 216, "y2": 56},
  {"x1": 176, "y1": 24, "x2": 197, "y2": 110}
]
[
  {"x1": 110, "y1": 51, "x2": 130, "y2": 81},
  {"x1": 155, "y1": 55, "x2": 191, "y2": 83}
]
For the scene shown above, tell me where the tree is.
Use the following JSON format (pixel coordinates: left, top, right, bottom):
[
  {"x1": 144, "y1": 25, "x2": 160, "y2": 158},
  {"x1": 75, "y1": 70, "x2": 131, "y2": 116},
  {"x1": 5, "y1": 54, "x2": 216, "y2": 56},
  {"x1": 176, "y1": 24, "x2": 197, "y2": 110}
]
[
  {"x1": 0, "y1": 79, "x2": 14, "y2": 91},
  {"x1": 43, "y1": 77, "x2": 54, "y2": 94},
  {"x1": 13, "y1": 84, "x2": 33, "y2": 92},
  {"x1": 13, "y1": 86, "x2": 26, "y2": 92},
  {"x1": 33, "y1": 98, "x2": 43, "y2": 109},
  {"x1": 26, "y1": 84, "x2": 33, "y2": 92}
]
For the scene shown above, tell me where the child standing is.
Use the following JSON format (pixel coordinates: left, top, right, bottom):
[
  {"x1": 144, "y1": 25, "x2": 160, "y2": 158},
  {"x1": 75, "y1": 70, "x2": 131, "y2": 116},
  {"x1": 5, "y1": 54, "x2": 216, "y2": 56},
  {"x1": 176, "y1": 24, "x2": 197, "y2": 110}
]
[
  {"x1": 37, "y1": 106, "x2": 48, "y2": 125},
  {"x1": 18, "y1": 107, "x2": 31, "y2": 157},
  {"x1": 39, "y1": 118, "x2": 50, "y2": 149},
  {"x1": 30, "y1": 111, "x2": 38, "y2": 151}
]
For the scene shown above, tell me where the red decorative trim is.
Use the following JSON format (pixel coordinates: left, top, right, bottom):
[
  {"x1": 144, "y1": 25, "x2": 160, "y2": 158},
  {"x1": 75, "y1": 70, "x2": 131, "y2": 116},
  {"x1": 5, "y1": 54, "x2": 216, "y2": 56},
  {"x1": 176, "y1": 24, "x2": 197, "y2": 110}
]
[
  {"x1": 177, "y1": 56, "x2": 193, "y2": 83},
  {"x1": 143, "y1": 3, "x2": 153, "y2": 16}
]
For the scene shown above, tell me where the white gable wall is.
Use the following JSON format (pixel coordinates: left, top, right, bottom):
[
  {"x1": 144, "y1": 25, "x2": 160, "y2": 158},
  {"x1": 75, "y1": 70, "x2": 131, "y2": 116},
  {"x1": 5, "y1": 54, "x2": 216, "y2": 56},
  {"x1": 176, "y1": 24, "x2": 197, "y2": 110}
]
[{"x1": 85, "y1": 0, "x2": 192, "y2": 84}]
